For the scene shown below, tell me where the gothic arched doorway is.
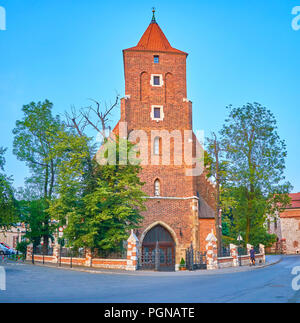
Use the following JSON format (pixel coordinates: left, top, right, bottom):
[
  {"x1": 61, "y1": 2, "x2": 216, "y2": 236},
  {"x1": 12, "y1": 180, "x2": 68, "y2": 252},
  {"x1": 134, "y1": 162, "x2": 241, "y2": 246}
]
[{"x1": 141, "y1": 224, "x2": 175, "y2": 271}]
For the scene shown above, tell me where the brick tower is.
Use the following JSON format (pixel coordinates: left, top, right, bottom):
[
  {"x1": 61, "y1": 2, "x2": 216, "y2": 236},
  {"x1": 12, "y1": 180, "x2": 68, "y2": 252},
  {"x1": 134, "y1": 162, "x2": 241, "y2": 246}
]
[{"x1": 114, "y1": 11, "x2": 216, "y2": 270}]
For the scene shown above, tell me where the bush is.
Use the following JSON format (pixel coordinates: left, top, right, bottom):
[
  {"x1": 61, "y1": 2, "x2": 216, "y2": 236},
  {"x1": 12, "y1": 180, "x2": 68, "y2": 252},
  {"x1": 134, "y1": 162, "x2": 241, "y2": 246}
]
[
  {"x1": 16, "y1": 240, "x2": 29, "y2": 255},
  {"x1": 179, "y1": 258, "x2": 185, "y2": 268}
]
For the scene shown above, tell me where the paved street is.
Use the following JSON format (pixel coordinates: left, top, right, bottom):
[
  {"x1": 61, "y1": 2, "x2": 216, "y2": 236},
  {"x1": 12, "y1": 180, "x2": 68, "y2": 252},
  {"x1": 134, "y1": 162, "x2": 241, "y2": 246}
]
[{"x1": 0, "y1": 256, "x2": 300, "y2": 303}]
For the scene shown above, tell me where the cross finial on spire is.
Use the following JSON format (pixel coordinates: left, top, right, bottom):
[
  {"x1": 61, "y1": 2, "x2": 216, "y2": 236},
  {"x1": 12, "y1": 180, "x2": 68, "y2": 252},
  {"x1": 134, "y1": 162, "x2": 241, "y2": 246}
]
[{"x1": 151, "y1": 7, "x2": 156, "y2": 23}]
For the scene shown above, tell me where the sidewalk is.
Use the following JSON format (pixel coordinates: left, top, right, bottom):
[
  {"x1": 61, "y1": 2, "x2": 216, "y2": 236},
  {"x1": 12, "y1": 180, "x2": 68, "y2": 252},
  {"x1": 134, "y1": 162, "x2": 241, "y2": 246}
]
[{"x1": 24, "y1": 255, "x2": 282, "y2": 276}]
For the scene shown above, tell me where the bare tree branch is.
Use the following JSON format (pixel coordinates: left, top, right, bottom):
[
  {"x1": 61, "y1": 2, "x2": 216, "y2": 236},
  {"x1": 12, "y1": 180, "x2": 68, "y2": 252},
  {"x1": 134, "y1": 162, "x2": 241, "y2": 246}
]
[{"x1": 64, "y1": 95, "x2": 120, "y2": 142}]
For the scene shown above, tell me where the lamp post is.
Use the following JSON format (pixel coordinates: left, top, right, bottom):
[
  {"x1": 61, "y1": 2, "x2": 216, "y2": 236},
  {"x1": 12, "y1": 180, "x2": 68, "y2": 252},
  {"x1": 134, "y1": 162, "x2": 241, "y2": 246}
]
[{"x1": 237, "y1": 234, "x2": 243, "y2": 266}]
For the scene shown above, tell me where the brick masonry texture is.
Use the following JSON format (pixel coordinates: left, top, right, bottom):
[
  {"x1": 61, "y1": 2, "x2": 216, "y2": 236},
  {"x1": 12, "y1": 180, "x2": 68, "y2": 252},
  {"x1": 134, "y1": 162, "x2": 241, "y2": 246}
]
[{"x1": 115, "y1": 20, "x2": 217, "y2": 267}]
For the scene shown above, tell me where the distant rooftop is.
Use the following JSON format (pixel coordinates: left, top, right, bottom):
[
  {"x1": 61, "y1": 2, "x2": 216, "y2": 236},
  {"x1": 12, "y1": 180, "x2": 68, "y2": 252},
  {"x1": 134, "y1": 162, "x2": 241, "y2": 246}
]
[{"x1": 287, "y1": 193, "x2": 300, "y2": 209}]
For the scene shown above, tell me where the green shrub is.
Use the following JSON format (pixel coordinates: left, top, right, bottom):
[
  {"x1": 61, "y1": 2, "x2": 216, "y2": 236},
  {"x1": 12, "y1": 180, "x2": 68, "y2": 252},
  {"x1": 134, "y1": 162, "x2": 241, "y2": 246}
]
[
  {"x1": 16, "y1": 240, "x2": 29, "y2": 255},
  {"x1": 179, "y1": 258, "x2": 185, "y2": 268}
]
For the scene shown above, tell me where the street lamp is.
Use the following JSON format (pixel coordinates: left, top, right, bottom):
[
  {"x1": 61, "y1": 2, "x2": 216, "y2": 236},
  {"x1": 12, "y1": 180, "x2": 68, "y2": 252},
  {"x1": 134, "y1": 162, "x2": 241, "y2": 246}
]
[{"x1": 237, "y1": 234, "x2": 243, "y2": 266}]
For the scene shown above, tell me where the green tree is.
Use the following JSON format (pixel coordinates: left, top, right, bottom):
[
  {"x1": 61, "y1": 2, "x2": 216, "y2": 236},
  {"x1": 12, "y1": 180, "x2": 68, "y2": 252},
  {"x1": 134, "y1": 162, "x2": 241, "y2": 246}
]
[
  {"x1": 13, "y1": 100, "x2": 63, "y2": 249},
  {"x1": 220, "y1": 103, "x2": 292, "y2": 244},
  {"x1": 16, "y1": 187, "x2": 52, "y2": 247},
  {"x1": 49, "y1": 131, "x2": 146, "y2": 251},
  {"x1": 80, "y1": 138, "x2": 145, "y2": 250},
  {"x1": 0, "y1": 147, "x2": 17, "y2": 227},
  {"x1": 205, "y1": 133, "x2": 229, "y2": 254},
  {"x1": 49, "y1": 97, "x2": 145, "y2": 251}
]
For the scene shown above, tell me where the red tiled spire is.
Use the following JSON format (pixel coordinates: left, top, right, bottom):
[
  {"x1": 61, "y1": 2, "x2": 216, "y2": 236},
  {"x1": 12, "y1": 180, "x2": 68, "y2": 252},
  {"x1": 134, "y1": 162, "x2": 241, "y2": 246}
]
[{"x1": 124, "y1": 9, "x2": 187, "y2": 55}]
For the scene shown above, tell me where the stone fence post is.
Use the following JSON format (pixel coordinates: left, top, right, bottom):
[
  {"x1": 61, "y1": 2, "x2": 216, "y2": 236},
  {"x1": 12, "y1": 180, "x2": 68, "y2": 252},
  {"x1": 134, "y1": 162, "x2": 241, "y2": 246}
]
[
  {"x1": 126, "y1": 230, "x2": 139, "y2": 271},
  {"x1": 26, "y1": 244, "x2": 33, "y2": 261},
  {"x1": 230, "y1": 244, "x2": 239, "y2": 267},
  {"x1": 259, "y1": 244, "x2": 266, "y2": 263},
  {"x1": 53, "y1": 244, "x2": 60, "y2": 264},
  {"x1": 246, "y1": 244, "x2": 253, "y2": 255},
  {"x1": 247, "y1": 244, "x2": 253, "y2": 266},
  {"x1": 85, "y1": 248, "x2": 92, "y2": 267},
  {"x1": 205, "y1": 230, "x2": 218, "y2": 270}
]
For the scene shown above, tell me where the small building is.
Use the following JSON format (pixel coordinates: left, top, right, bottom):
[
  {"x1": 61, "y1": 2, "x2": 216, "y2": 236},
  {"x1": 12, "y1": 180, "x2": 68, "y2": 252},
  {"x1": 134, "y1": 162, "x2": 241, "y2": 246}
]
[
  {"x1": 0, "y1": 223, "x2": 26, "y2": 249},
  {"x1": 267, "y1": 193, "x2": 300, "y2": 254}
]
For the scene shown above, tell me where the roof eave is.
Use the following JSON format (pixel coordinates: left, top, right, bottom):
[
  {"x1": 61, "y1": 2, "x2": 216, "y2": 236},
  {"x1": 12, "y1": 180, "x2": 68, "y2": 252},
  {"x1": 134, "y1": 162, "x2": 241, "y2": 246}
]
[{"x1": 122, "y1": 47, "x2": 188, "y2": 56}]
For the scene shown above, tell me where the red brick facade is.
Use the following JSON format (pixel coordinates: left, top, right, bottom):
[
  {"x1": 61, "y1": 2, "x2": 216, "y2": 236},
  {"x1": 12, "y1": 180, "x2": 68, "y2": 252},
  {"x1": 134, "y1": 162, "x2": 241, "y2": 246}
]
[{"x1": 114, "y1": 15, "x2": 216, "y2": 269}]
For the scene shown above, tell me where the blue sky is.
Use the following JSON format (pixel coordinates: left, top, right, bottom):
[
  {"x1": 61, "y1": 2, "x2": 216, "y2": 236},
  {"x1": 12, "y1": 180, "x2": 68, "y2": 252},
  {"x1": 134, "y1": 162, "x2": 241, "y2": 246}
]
[{"x1": 0, "y1": 0, "x2": 299, "y2": 192}]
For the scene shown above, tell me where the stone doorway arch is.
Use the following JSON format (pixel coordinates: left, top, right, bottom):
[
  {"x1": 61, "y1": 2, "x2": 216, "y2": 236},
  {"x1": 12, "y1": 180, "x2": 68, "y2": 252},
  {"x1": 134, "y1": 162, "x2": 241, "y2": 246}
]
[{"x1": 140, "y1": 223, "x2": 176, "y2": 271}]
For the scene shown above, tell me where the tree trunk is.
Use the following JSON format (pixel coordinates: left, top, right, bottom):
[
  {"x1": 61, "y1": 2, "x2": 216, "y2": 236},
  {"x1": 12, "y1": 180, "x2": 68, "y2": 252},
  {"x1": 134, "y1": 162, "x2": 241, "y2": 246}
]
[
  {"x1": 213, "y1": 135, "x2": 222, "y2": 255},
  {"x1": 43, "y1": 165, "x2": 50, "y2": 252}
]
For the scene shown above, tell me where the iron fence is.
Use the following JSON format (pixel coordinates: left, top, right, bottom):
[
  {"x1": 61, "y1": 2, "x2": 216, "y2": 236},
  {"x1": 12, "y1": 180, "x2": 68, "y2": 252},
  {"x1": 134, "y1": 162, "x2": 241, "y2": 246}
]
[
  {"x1": 60, "y1": 247, "x2": 85, "y2": 258},
  {"x1": 237, "y1": 247, "x2": 248, "y2": 256},
  {"x1": 33, "y1": 245, "x2": 53, "y2": 256},
  {"x1": 254, "y1": 246, "x2": 260, "y2": 254},
  {"x1": 139, "y1": 248, "x2": 157, "y2": 270},
  {"x1": 218, "y1": 246, "x2": 231, "y2": 257},
  {"x1": 186, "y1": 245, "x2": 207, "y2": 270},
  {"x1": 92, "y1": 249, "x2": 127, "y2": 259}
]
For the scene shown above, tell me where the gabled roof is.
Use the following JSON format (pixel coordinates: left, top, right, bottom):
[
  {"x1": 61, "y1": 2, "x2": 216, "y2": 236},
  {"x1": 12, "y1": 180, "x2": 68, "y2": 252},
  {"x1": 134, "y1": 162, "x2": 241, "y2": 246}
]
[
  {"x1": 287, "y1": 193, "x2": 300, "y2": 209},
  {"x1": 123, "y1": 14, "x2": 187, "y2": 55}
]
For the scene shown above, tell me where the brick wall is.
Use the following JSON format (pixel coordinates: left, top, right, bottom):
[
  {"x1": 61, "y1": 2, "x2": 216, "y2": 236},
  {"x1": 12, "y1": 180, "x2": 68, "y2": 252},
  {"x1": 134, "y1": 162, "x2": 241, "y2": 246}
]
[
  {"x1": 26, "y1": 232, "x2": 137, "y2": 271},
  {"x1": 96, "y1": 22, "x2": 217, "y2": 269},
  {"x1": 120, "y1": 47, "x2": 216, "y2": 268},
  {"x1": 280, "y1": 215, "x2": 300, "y2": 254},
  {"x1": 198, "y1": 218, "x2": 215, "y2": 252}
]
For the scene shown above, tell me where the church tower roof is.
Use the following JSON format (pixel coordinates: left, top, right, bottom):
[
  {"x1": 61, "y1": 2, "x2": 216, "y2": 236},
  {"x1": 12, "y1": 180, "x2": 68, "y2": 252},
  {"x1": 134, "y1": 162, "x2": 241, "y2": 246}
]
[{"x1": 124, "y1": 9, "x2": 188, "y2": 55}]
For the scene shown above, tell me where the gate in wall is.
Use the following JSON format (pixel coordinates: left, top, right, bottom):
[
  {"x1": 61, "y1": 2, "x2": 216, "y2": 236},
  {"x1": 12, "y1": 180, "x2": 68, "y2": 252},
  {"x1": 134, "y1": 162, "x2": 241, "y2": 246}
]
[
  {"x1": 140, "y1": 225, "x2": 175, "y2": 271},
  {"x1": 186, "y1": 244, "x2": 207, "y2": 270}
]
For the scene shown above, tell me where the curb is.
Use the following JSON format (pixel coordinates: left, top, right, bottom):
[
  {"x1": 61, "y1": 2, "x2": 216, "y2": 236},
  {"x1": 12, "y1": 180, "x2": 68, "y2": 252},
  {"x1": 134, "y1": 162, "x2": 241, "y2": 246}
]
[
  {"x1": 252, "y1": 256, "x2": 282, "y2": 270},
  {"x1": 23, "y1": 256, "x2": 283, "y2": 277},
  {"x1": 24, "y1": 261, "x2": 141, "y2": 276}
]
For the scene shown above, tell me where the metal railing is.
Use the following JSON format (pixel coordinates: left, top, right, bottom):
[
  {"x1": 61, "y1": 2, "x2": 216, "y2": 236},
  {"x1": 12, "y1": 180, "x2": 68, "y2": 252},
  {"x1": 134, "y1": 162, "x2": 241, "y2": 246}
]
[
  {"x1": 238, "y1": 247, "x2": 248, "y2": 256},
  {"x1": 186, "y1": 245, "x2": 207, "y2": 270},
  {"x1": 33, "y1": 245, "x2": 53, "y2": 256},
  {"x1": 92, "y1": 249, "x2": 127, "y2": 259},
  {"x1": 60, "y1": 247, "x2": 85, "y2": 258},
  {"x1": 218, "y1": 247, "x2": 231, "y2": 257},
  {"x1": 254, "y1": 246, "x2": 260, "y2": 254},
  {"x1": 140, "y1": 249, "x2": 157, "y2": 270}
]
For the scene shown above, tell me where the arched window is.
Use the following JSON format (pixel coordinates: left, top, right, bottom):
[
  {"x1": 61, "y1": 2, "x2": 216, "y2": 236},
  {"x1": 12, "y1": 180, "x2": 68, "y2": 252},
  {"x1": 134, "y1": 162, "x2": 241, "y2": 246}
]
[
  {"x1": 154, "y1": 179, "x2": 161, "y2": 196},
  {"x1": 154, "y1": 137, "x2": 160, "y2": 155}
]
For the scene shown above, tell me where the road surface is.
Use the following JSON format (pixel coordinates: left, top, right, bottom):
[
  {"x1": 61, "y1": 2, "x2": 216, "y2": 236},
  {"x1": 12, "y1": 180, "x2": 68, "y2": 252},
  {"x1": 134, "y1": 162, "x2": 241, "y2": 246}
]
[{"x1": 0, "y1": 255, "x2": 299, "y2": 303}]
